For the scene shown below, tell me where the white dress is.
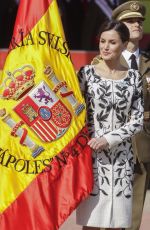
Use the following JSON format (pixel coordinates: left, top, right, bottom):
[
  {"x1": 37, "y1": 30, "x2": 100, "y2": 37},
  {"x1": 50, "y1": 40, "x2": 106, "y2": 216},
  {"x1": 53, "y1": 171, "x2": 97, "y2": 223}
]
[{"x1": 76, "y1": 65, "x2": 143, "y2": 228}]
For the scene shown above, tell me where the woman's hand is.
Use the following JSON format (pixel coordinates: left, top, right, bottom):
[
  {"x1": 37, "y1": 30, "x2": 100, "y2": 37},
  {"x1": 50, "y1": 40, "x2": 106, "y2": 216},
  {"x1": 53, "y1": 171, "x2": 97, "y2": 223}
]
[{"x1": 88, "y1": 137, "x2": 109, "y2": 151}]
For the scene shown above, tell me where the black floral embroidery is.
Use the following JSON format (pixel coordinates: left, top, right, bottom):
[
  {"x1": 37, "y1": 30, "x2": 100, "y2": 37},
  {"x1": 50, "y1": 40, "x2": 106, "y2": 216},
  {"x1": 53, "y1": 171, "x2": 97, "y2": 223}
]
[{"x1": 78, "y1": 65, "x2": 143, "y2": 200}]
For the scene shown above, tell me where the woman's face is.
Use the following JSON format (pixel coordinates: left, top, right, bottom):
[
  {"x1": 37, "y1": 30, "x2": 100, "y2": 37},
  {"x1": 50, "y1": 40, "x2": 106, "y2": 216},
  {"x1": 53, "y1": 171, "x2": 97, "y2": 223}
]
[{"x1": 99, "y1": 29, "x2": 127, "y2": 61}]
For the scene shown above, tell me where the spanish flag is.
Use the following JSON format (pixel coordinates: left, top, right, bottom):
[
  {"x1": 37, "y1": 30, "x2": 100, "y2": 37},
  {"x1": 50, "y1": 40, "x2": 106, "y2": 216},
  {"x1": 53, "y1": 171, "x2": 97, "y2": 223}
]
[{"x1": 0, "y1": 0, "x2": 93, "y2": 229}]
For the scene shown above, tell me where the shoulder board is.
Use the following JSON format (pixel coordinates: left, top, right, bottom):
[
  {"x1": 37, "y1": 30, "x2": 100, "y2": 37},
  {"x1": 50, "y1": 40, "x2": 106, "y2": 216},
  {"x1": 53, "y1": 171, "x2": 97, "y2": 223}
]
[{"x1": 140, "y1": 50, "x2": 150, "y2": 62}]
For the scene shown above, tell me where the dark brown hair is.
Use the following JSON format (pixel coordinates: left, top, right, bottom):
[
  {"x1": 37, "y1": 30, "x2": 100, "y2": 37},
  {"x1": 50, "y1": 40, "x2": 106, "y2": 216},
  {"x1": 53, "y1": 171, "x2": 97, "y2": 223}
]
[{"x1": 99, "y1": 20, "x2": 130, "y2": 43}]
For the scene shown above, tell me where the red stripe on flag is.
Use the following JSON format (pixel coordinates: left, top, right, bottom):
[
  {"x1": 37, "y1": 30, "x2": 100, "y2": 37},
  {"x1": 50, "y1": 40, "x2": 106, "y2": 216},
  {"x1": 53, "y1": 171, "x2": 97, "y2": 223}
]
[
  {"x1": 10, "y1": 0, "x2": 52, "y2": 48},
  {"x1": 0, "y1": 127, "x2": 93, "y2": 230}
]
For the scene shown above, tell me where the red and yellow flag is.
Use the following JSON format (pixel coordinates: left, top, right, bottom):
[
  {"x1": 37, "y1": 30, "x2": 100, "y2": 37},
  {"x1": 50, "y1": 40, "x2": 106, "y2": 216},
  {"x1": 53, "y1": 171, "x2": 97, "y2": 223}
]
[{"x1": 0, "y1": 1, "x2": 93, "y2": 229}]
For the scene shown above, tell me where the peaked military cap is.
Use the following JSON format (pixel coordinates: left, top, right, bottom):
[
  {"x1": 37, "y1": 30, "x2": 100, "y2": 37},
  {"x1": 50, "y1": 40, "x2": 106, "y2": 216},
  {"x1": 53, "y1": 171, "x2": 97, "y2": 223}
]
[{"x1": 112, "y1": 1, "x2": 146, "y2": 21}]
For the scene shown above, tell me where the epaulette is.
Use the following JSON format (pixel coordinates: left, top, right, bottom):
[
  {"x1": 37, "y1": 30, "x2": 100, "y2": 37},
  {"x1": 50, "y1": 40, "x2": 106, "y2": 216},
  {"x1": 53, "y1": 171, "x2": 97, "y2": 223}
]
[
  {"x1": 91, "y1": 55, "x2": 102, "y2": 65},
  {"x1": 140, "y1": 50, "x2": 150, "y2": 62}
]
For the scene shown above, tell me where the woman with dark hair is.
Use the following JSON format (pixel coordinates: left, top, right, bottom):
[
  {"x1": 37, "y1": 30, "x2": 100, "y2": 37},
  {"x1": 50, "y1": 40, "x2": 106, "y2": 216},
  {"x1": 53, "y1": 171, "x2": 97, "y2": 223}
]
[{"x1": 76, "y1": 20, "x2": 143, "y2": 230}]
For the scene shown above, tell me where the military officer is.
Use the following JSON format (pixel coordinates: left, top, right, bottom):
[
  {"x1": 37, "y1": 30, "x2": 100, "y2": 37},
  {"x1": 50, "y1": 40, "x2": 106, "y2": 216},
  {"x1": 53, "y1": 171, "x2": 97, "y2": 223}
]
[
  {"x1": 92, "y1": 1, "x2": 150, "y2": 230},
  {"x1": 112, "y1": 2, "x2": 150, "y2": 230}
]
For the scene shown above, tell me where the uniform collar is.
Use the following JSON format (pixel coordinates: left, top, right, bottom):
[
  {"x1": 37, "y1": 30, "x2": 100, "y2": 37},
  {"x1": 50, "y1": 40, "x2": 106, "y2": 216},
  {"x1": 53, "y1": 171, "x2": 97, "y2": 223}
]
[{"x1": 122, "y1": 49, "x2": 140, "y2": 61}]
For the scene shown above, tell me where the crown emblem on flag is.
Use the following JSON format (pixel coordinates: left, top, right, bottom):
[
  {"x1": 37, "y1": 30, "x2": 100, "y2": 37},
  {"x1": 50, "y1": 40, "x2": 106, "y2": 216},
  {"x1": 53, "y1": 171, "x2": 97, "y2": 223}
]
[{"x1": 1, "y1": 65, "x2": 35, "y2": 100}]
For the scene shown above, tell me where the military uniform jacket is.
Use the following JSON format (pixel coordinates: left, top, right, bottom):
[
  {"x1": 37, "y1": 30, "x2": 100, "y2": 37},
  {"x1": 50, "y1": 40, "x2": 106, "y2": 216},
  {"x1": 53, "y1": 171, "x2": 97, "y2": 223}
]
[{"x1": 120, "y1": 52, "x2": 150, "y2": 163}]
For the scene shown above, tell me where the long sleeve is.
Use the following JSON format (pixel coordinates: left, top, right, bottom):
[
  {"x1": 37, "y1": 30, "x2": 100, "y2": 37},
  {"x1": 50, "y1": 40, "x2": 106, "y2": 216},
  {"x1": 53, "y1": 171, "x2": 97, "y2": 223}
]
[
  {"x1": 77, "y1": 66, "x2": 87, "y2": 94},
  {"x1": 77, "y1": 65, "x2": 96, "y2": 137},
  {"x1": 104, "y1": 71, "x2": 144, "y2": 149}
]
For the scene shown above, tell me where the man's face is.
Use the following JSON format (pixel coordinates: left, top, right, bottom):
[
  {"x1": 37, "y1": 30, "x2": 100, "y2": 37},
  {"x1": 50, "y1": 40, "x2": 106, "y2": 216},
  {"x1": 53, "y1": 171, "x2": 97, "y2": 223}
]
[{"x1": 122, "y1": 18, "x2": 144, "y2": 42}]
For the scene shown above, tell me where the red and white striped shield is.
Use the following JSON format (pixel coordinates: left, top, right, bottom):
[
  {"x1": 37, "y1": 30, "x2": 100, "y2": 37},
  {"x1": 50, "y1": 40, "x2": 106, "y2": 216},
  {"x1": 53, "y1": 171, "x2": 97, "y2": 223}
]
[{"x1": 14, "y1": 81, "x2": 72, "y2": 142}]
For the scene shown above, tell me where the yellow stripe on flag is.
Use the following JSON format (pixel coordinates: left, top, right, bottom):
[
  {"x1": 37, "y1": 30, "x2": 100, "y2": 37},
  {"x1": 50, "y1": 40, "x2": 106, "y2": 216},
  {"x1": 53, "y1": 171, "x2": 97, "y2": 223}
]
[{"x1": 0, "y1": 0, "x2": 86, "y2": 213}]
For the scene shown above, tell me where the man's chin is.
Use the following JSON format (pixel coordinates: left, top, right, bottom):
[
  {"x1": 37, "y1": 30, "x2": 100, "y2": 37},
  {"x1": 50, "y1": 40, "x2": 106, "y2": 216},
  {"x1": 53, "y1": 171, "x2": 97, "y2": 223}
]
[{"x1": 131, "y1": 36, "x2": 143, "y2": 42}]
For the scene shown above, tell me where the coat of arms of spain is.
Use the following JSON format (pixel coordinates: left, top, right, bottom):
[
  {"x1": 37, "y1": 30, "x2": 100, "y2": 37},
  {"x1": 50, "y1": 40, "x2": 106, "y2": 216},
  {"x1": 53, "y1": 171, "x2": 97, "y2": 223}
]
[{"x1": 0, "y1": 65, "x2": 84, "y2": 158}]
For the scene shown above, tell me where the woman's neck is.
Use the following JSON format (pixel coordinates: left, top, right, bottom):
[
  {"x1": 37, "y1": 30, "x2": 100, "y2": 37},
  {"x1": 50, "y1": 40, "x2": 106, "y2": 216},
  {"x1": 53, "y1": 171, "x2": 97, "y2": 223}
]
[
  {"x1": 102, "y1": 60, "x2": 121, "y2": 73},
  {"x1": 95, "y1": 60, "x2": 127, "y2": 80}
]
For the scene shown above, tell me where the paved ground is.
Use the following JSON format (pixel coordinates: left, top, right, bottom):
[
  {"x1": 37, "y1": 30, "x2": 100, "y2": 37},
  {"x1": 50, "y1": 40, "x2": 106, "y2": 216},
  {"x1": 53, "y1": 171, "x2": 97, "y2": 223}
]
[{"x1": 60, "y1": 190, "x2": 150, "y2": 230}]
